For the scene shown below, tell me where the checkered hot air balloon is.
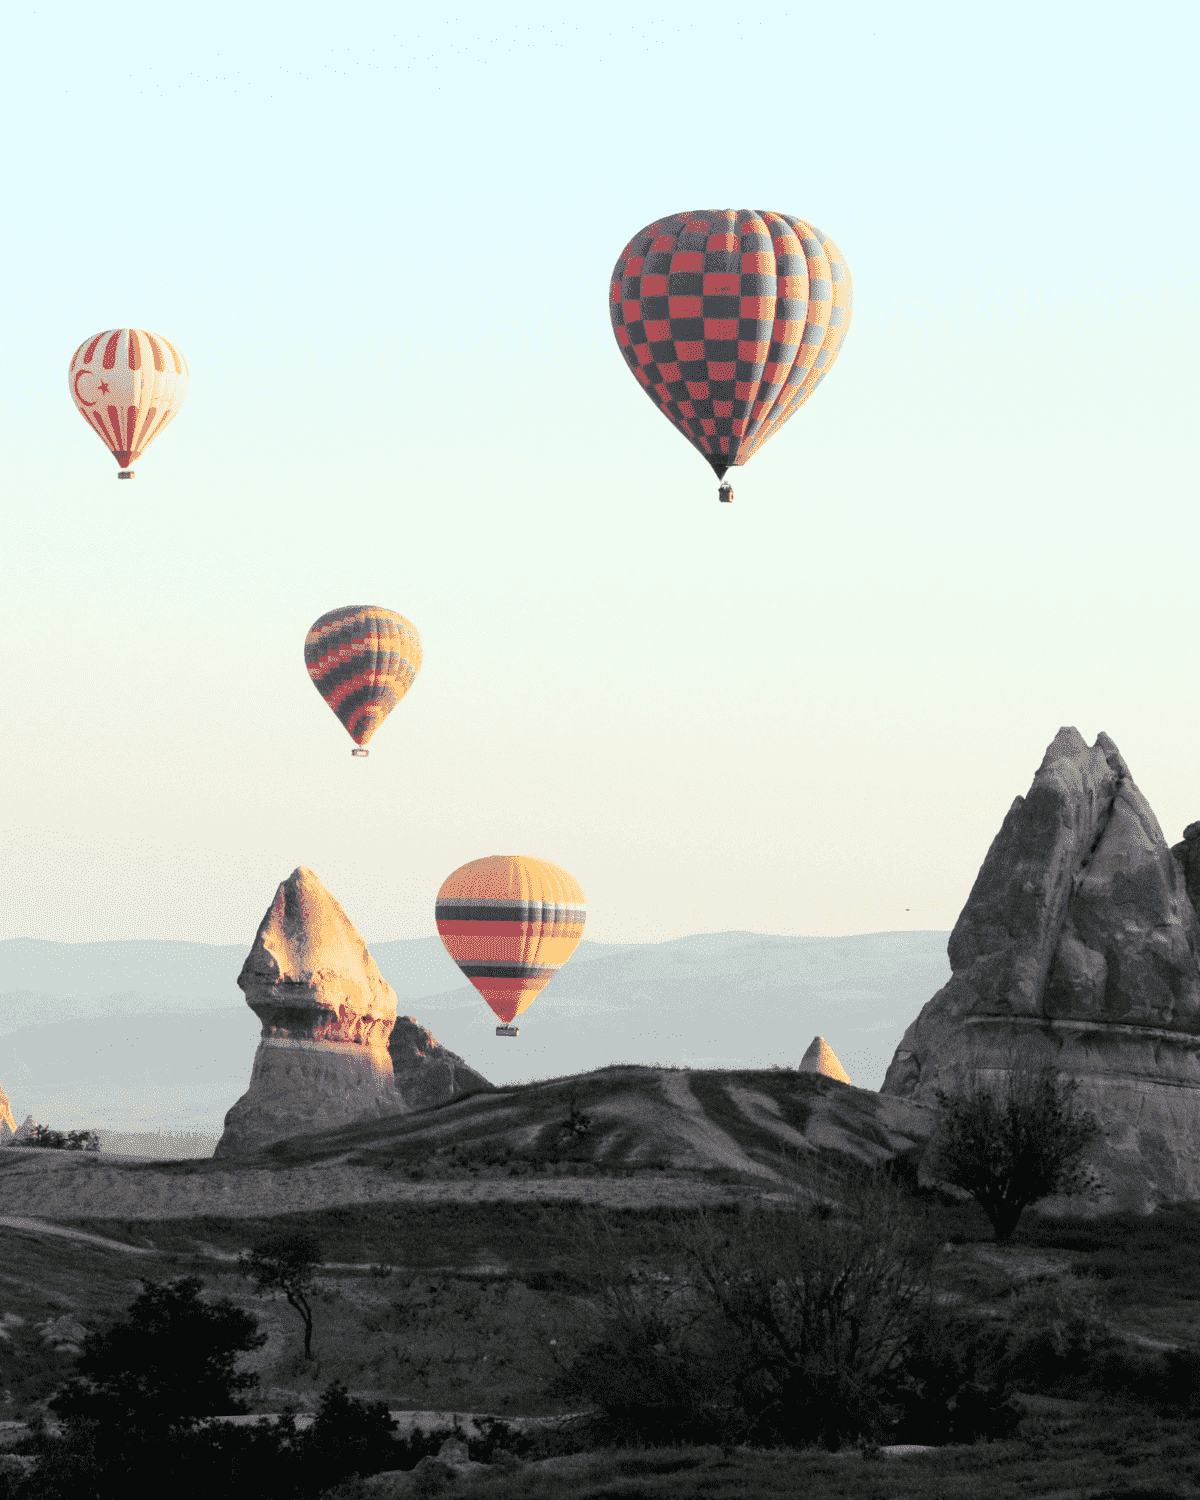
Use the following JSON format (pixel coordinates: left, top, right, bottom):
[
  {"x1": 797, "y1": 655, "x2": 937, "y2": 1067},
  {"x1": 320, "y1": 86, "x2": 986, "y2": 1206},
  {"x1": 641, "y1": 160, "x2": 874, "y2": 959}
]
[
  {"x1": 68, "y1": 330, "x2": 189, "y2": 478},
  {"x1": 304, "y1": 606, "x2": 422, "y2": 756},
  {"x1": 610, "y1": 210, "x2": 852, "y2": 500},
  {"x1": 436, "y1": 856, "x2": 586, "y2": 1035}
]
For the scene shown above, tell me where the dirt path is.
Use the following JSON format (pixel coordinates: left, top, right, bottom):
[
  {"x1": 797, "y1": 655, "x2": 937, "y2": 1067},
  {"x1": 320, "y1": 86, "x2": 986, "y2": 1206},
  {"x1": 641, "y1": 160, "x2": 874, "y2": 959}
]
[{"x1": 0, "y1": 1216, "x2": 156, "y2": 1255}]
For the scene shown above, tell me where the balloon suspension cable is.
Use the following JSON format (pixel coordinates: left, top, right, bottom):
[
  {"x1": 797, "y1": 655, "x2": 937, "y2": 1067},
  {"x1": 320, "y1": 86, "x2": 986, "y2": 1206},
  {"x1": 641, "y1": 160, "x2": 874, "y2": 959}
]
[
  {"x1": 352, "y1": 748, "x2": 369, "y2": 758},
  {"x1": 117, "y1": 470, "x2": 135, "y2": 480}
]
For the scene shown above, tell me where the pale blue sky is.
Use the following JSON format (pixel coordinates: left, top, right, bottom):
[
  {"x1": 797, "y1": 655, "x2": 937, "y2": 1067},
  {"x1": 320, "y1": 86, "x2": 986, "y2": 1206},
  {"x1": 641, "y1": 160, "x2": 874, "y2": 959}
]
[{"x1": 2, "y1": 1, "x2": 1196, "y2": 948}]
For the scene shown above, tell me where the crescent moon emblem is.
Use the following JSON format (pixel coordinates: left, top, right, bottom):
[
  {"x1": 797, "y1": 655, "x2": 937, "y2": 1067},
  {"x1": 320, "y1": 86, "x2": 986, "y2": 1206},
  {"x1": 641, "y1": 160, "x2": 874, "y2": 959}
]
[{"x1": 73, "y1": 368, "x2": 97, "y2": 407}]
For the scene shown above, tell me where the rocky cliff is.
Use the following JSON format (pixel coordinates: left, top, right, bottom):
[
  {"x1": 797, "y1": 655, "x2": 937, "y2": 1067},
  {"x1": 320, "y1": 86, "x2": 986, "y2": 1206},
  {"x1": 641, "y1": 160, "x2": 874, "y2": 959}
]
[
  {"x1": 882, "y1": 728, "x2": 1200, "y2": 1212},
  {"x1": 0, "y1": 1083, "x2": 15, "y2": 1141}
]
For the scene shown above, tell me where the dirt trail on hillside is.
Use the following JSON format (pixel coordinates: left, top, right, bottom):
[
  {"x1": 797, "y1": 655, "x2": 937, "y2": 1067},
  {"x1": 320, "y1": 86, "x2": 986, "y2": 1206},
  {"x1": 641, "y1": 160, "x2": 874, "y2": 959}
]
[{"x1": 0, "y1": 1216, "x2": 156, "y2": 1254}]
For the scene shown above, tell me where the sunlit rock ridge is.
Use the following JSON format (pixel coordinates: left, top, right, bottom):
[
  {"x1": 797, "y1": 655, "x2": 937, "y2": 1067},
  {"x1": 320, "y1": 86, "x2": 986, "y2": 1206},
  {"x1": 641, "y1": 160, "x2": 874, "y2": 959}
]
[{"x1": 883, "y1": 728, "x2": 1200, "y2": 1213}]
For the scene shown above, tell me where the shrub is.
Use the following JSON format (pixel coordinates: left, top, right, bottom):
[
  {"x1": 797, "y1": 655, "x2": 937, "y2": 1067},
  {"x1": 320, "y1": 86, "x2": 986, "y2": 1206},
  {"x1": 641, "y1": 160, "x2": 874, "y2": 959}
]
[
  {"x1": 1001, "y1": 1277, "x2": 1117, "y2": 1392},
  {"x1": 555, "y1": 1170, "x2": 949, "y2": 1451}
]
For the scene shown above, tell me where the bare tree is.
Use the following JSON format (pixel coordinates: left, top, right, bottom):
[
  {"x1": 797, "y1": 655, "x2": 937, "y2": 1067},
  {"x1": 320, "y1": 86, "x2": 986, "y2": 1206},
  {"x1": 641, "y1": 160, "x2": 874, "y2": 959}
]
[
  {"x1": 927, "y1": 1047, "x2": 1102, "y2": 1243},
  {"x1": 240, "y1": 1228, "x2": 322, "y2": 1359}
]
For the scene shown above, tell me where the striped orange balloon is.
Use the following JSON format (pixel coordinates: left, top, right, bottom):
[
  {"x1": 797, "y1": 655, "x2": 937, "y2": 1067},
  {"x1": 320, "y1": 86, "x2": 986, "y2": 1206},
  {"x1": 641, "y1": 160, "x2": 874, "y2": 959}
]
[
  {"x1": 68, "y1": 329, "x2": 189, "y2": 476},
  {"x1": 304, "y1": 606, "x2": 422, "y2": 752},
  {"x1": 436, "y1": 856, "x2": 586, "y2": 1025}
]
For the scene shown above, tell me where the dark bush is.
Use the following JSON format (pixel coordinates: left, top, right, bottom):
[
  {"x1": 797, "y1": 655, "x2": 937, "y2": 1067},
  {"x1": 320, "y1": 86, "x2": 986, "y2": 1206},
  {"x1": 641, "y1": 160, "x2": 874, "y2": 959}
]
[{"x1": 890, "y1": 1313, "x2": 1022, "y2": 1444}]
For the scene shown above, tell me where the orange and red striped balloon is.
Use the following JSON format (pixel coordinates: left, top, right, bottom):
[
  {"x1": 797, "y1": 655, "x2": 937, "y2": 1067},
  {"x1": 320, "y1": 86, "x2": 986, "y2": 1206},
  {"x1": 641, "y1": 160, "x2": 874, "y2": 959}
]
[
  {"x1": 304, "y1": 606, "x2": 422, "y2": 752},
  {"x1": 68, "y1": 329, "x2": 189, "y2": 476},
  {"x1": 436, "y1": 856, "x2": 586, "y2": 1025}
]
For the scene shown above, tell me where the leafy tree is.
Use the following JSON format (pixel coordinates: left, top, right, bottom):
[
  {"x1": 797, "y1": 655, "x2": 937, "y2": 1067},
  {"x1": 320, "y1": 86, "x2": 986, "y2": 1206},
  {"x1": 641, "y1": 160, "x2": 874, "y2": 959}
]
[
  {"x1": 927, "y1": 1052, "x2": 1102, "y2": 1243},
  {"x1": 241, "y1": 1228, "x2": 322, "y2": 1359},
  {"x1": 52, "y1": 1276, "x2": 265, "y2": 1434}
]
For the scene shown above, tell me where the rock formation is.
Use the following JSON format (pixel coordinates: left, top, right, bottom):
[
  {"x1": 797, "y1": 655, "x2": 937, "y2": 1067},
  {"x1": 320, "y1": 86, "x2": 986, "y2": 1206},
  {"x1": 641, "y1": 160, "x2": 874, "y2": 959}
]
[
  {"x1": 215, "y1": 867, "x2": 408, "y2": 1156},
  {"x1": 799, "y1": 1036, "x2": 852, "y2": 1084},
  {"x1": 389, "y1": 1016, "x2": 493, "y2": 1110},
  {"x1": 1172, "y1": 822, "x2": 1200, "y2": 921},
  {"x1": 882, "y1": 728, "x2": 1200, "y2": 1213},
  {"x1": 0, "y1": 1084, "x2": 14, "y2": 1142},
  {"x1": 216, "y1": 867, "x2": 496, "y2": 1157}
]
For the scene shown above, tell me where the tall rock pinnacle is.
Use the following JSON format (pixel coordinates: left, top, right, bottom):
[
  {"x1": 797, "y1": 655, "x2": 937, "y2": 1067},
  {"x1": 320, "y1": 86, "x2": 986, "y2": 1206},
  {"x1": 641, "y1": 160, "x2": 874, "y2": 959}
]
[
  {"x1": 215, "y1": 867, "x2": 405, "y2": 1156},
  {"x1": 882, "y1": 729, "x2": 1200, "y2": 1212}
]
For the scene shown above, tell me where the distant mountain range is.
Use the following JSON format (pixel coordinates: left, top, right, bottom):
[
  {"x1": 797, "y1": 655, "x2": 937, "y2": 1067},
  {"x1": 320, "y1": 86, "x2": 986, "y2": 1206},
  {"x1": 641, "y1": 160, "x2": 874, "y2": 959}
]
[{"x1": 0, "y1": 932, "x2": 951, "y2": 1134}]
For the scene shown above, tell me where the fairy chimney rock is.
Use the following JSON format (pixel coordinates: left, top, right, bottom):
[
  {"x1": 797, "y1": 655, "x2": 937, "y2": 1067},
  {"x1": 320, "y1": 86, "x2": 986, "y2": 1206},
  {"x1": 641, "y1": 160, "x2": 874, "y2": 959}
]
[
  {"x1": 881, "y1": 728, "x2": 1200, "y2": 1213},
  {"x1": 0, "y1": 1084, "x2": 16, "y2": 1142},
  {"x1": 215, "y1": 867, "x2": 405, "y2": 1157},
  {"x1": 799, "y1": 1036, "x2": 852, "y2": 1085}
]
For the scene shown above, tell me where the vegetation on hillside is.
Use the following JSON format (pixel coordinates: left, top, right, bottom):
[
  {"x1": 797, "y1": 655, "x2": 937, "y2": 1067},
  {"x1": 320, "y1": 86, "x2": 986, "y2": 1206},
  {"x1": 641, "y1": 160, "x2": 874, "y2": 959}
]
[{"x1": 927, "y1": 1050, "x2": 1103, "y2": 1241}]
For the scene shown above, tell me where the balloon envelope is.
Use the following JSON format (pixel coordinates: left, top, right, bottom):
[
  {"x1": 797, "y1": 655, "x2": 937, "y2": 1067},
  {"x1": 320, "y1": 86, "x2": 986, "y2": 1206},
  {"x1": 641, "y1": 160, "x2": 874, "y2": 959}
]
[
  {"x1": 610, "y1": 210, "x2": 852, "y2": 479},
  {"x1": 304, "y1": 605, "x2": 422, "y2": 748},
  {"x1": 436, "y1": 856, "x2": 586, "y2": 1024},
  {"x1": 68, "y1": 329, "x2": 189, "y2": 470}
]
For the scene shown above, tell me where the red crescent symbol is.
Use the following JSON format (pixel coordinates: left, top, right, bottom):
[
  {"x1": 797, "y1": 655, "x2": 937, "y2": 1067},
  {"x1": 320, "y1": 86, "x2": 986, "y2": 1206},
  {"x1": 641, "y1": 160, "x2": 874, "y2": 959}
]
[{"x1": 73, "y1": 368, "x2": 97, "y2": 407}]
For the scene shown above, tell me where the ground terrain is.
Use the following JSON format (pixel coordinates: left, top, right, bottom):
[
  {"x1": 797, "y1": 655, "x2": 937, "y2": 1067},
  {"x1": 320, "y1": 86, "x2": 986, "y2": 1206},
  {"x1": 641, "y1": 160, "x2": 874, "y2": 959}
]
[{"x1": 4, "y1": 1066, "x2": 1200, "y2": 1495}]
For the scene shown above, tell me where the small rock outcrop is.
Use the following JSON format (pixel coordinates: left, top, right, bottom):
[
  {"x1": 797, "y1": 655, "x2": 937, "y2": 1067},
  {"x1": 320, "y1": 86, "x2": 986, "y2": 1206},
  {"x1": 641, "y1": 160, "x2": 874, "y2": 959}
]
[
  {"x1": 0, "y1": 1086, "x2": 14, "y2": 1142},
  {"x1": 4, "y1": 1116, "x2": 37, "y2": 1147},
  {"x1": 389, "y1": 1017, "x2": 494, "y2": 1110},
  {"x1": 882, "y1": 728, "x2": 1200, "y2": 1212},
  {"x1": 799, "y1": 1036, "x2": 852, "y2": 1084},
  {"x1": 1172, "y1": 822, "x2": 1200, "y2": 922},
  {"x1": 215, "y1": 867, "x2": 407, "y2": 1157}
]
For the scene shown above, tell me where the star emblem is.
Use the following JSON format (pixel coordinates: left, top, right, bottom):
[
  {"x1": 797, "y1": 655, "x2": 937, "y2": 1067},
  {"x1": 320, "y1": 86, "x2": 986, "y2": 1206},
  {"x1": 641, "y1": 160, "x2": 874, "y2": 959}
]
[{"x1": 98, "y1": 381, "x2": 110, "y2": 394}]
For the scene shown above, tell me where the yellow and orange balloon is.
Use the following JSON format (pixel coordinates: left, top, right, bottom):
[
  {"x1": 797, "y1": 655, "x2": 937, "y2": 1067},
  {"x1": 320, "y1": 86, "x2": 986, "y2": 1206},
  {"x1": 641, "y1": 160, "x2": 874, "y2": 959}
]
[
  {"x1": 68, "y1": 329, "x2": 189, "y2": 477},
  {"x1": 436, "y1": 856, "x2": 586, "y2": 1027}
]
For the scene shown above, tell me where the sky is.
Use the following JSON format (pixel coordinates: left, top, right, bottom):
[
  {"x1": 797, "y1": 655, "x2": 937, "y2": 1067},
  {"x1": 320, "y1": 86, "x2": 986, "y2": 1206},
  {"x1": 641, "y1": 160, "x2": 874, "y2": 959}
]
[{"x1": 1, "y1": 1, "x2": 1197, "y2": 951}]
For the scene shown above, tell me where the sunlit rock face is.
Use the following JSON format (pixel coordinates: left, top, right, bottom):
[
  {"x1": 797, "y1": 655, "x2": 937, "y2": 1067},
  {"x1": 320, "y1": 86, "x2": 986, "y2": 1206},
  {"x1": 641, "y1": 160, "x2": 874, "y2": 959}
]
[
  {"x1": 215, "y1": 867, "x2": 406, "y2": 1157},
  {"x1": 0, "y1": 1084, "x2": 15, "y2": 1142},
  {"x1": 799, "y1": 1036, "x2": 852, "y2": 1085},
  {"x1": 882, "y1": 729, "x2": 1200, "y2": 1213},
  {"x1": 389, "y1": 1016, "x2": 494, "y2": 1111}
]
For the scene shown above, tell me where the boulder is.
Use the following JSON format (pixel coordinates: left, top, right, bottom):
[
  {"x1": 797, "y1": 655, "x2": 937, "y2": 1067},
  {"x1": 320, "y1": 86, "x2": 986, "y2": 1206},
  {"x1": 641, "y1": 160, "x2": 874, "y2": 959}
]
[
  {"x1": 389, "y1": 1016, "x2": 494, "y2": 1110},
  {"x1": 0, "y1": 1086, "x2": 14, "y2": 1143},
  {"x1": 215, "y1": 867, "x2": 407, "y2": 1157},
  {"x1": 799, "y1": 1036, "x2": 852, "y2": 1084},
  {"x1": 882, "y1": 729, "x2": 1200, "y2": 1213}
]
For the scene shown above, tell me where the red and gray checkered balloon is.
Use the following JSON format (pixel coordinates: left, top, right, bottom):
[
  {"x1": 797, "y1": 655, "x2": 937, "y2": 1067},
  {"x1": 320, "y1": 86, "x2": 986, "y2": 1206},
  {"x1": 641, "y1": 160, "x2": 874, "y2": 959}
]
[{"x1": 610, "y1": 210, "x2": 852, "y2": 482}]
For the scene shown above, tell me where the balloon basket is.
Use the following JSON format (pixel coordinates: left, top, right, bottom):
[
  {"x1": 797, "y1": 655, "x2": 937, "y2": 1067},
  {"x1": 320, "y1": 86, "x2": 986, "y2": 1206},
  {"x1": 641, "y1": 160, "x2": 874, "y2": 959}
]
[
  {"x1": 495, "y1": 1025, "x2": 519, "y2": 1038},
  {"x1": 351, "y1": 748, "x2": 369, "y2": 757},
  {"x1": 117, "y1": 470, "x2": 135, "y2": 480},
  {"x1": 718, "y1": 482, "x2": 733, "y2": 503}
]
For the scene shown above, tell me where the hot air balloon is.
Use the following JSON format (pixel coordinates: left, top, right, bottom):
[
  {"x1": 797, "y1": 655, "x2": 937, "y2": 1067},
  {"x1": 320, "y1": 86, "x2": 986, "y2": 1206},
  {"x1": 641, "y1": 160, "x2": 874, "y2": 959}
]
[
  {"x1": 68, "y1": 329, "x2": 189, "y2": 478},
  {"x1": 610, "y1": 210, "x2": 852, "y2": 500},
  {"x1": 304, "y1": 606, "x2": 422, "y2": 756},
  {"x1": 435, "y1": 856, "x2": 585, "y2": 1036}
]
